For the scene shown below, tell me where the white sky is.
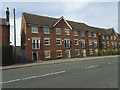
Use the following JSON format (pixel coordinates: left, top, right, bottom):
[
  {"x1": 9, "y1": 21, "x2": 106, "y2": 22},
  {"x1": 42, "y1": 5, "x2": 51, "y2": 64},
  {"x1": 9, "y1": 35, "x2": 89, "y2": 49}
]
[{"x1": 1, "y1": 1, "x2": 119, "y2": 46}]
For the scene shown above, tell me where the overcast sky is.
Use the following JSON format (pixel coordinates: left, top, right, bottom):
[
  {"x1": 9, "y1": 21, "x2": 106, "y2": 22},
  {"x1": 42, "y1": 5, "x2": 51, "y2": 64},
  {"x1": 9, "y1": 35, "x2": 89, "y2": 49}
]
[{"x1": 1, "y1": 1, "x2": 119, "y2": 46}]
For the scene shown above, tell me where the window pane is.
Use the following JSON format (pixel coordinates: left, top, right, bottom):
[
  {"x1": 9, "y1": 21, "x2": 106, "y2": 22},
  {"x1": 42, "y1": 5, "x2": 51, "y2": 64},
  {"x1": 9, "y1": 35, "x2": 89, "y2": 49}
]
[
  {"x1": 32, "y1": 27, "x2": 38, "y2": 33},
  {"x1": 56, "y1": 28, "x2": 61, "y2": 35}
]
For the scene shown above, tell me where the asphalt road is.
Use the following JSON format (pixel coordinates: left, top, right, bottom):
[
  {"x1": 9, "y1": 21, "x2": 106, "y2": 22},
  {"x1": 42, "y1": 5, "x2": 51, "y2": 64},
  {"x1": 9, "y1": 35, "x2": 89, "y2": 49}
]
[{"x1": 2, "y1": 56, "x2": 119, "y2": 88}]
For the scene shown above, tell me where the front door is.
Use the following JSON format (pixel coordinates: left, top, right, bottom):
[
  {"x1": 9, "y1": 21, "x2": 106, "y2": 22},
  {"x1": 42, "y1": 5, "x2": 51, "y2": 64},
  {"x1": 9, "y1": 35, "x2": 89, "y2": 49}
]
[
  {"x1": 66, "y1": 50, "x2": 71, "y2": 58},
  {"x1": 33, "y1": 52, "x2": 38, "y2": 61},
  {"x1": 83, "y1": 50, "x2": 86, "y2": 57}
]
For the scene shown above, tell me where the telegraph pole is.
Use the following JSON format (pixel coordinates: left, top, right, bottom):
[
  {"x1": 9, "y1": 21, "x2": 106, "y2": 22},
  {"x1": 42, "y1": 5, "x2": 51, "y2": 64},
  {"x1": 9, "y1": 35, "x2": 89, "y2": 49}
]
[{"x1": 13, "y1": 8, "x2": 16, "y2": 64}]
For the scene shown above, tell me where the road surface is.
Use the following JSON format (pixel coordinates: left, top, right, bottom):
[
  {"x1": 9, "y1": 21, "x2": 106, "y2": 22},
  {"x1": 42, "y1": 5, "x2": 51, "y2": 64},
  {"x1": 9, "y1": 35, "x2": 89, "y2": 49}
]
[{"x1": 2, "y1": 56, "x2": 119, "y2": 88}]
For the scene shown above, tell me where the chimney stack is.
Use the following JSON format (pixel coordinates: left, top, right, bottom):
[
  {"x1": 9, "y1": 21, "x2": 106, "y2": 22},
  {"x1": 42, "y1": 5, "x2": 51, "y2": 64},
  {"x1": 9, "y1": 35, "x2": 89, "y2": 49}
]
[{"x1": 6, "y1": 7, "x2": 9, "y2": 23}]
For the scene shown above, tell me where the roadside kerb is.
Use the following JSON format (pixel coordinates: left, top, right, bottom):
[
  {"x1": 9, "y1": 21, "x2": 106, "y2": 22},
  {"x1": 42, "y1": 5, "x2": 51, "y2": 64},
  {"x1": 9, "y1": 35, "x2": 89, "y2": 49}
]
[{"x1": 1, "y1": 55, "x2": 119, "y2": 70}]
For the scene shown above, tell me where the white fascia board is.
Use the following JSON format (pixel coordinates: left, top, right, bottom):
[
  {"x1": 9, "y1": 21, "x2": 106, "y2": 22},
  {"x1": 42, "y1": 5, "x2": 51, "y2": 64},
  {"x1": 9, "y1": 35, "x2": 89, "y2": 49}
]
[{"x1": 53, "y1": 16, "x2": 72, "y2": 30}]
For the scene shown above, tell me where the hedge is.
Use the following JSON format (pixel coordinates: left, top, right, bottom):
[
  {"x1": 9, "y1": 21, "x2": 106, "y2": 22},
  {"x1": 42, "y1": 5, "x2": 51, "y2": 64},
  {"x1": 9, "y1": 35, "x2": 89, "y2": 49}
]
[
  {"x1": 94, "y1": 49, "x2": 120, "y2": 56},
  {"x1": 2, "y1": 45, "x2": 13, "y2": 65}
]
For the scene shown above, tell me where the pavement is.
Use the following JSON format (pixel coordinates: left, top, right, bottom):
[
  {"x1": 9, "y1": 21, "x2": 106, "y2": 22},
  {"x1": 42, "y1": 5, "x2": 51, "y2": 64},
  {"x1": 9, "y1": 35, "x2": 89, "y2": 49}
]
[
  {"x1": 2, "y1": 55, "x2": 118, "y2": 88},
  {"x1": 1, "y1": 55, "x2": 119, "y2": 70}
]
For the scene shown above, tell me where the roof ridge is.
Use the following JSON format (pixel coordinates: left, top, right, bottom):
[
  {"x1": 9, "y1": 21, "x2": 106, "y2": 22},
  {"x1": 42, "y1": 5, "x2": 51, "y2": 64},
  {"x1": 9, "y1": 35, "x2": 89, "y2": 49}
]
[{"x1": 22, "y1": 12, "x2": 59, "y2": 20}]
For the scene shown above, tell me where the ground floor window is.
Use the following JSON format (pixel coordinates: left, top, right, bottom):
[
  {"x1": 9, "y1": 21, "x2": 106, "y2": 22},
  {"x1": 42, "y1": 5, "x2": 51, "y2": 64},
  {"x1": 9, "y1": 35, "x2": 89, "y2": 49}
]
[
  {"x1": 56, "y1": 50, "x2": 62, "y2": 57},
  {"x1": 75, "y1": 49, "x2": 79, "y2": 56},
  {"x1": 44, "y1": 51, "x2": 50, "y2": 58},
  {"x1": 89, "y1": 49, "x2": 93, "y2": 56}
]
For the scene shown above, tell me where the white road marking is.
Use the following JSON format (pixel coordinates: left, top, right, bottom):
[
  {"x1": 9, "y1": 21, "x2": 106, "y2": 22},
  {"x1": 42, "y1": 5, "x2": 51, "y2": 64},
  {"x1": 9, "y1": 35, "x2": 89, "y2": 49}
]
[
  {"x1": 108, "y1": 63, "x2": 111, "y2": 64},
  {"x1": 1, "y1": 70, "x2": 65, "y2": 84},
  {"x1": 2, "y1": 79, "x2": 20, "y2": 84},
  {"x1": 84, "y1": 65, "x2": 99, "y2": 69}
]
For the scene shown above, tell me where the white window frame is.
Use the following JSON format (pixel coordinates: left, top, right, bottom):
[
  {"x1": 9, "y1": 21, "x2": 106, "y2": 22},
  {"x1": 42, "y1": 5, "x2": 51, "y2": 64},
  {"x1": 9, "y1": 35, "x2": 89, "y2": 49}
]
[
  {"x1": 56, "y1": 38, "x2": 62, "y2": 45},
  {"x1": 31, "y1": 27, "x2": 38, "y2": 33},
  {"x1": 32, "y1": 38, "x2": 40, "y2": 49},
  {"x1": 65, "y1": 29, "x2": 70, "y2": 35},
  {"x1": 56, "y1": 50, "x2": 62, "y2": 57},
  {"x1": 44, "y1": 27, "x2": 50, "y2": 34},
  {"x1": 56, "y1": 28, "x2": 61, "y2": 35},
  {"x1": 74, "y1": 39, "x2": 79, "y2": 45},
  {"x1": 44, "y1": 51, "x2": 50, "y2": 58},
  {"x1": 44, "y1": 38, "x2": 50, "y2": 45},
  {"x1": 74, "y1": 31, "x2": 78, "y2": 36}
]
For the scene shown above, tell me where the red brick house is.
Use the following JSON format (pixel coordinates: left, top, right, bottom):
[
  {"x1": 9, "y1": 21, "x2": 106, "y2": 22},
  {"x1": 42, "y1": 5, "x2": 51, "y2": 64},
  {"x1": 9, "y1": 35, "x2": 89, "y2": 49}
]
[
  {"x1": 0, "y1": 7, "x2": 10, "y2": 45},
  {"x1": 21, "y1": 13, "x2": 119, "y2": 61}
]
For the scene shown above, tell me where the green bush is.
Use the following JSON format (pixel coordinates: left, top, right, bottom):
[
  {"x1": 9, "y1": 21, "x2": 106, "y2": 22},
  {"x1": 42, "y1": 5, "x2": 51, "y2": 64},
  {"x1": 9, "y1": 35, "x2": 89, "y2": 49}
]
[
  {"x1": 98, "y1": 49, "x2": 119, "y2": 56},
  {"x1": 2, "y1": 45, "x2": 13, "y2": 65}
]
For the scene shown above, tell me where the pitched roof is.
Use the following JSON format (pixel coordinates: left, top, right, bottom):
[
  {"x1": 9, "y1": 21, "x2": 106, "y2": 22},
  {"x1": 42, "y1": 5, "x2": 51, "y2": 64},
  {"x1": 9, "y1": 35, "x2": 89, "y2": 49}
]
[
  {"x1": 0, "y1": 18, "x2": 8, "y2": 26},
  {"x1": 23, "y1": 13, "x2": 114, "y2": 35}
]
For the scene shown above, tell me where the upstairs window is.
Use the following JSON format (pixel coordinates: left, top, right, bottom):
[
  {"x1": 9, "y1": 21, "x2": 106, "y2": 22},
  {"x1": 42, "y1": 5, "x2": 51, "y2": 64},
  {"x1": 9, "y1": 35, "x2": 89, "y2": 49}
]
[
  {"x1": 89, "y1": 40, "x2": 92, "y2": 45},
  {"x1": 119, "y1": 42, "x2": 120, "y2": 46},
  {"x1": 111, "y1": 36, "x2": 113, "y2": 40},
  {"x1": 115, "y1": 42, "x2": 117, "y2": 46},
  {"x1": 93, "y1": 41, "x2": 97, "y2": 48},
  {"x1": 64, "y1": 39, "x2": 70, "y2": 48},
  {"x1": 81, "y1": 32, "x2": 84, "y2": 37},
  {"x1": 74, "y1": 31, "x2": 78, "y2": 36},
  {"x1": 107, "y1": 42, "x2": 109, "y2": 46},
  {"x1": 88, "y1": 32, "x2": 91, "y2": 37},
  {"x1": 106, "y1": 36, "x2": 109, "y2": 40},
  {"x1": 93, "y1": 33, "x2": 96, "y2": 37},
  {"x1": 111, "y1": 42, "x2": 114, "y2": 48},
  {"x1": 32, "y1": 38, "x2": 40, "y2": 49},
  {"x1": 56, "y1": 28, "x2": 61, "y2": 35},
  {"x1": 102, "y1": 35, "x2": 105, "y2": 39},
  {"x1": 44, "y1": 38, "x2": 50, "y2": 45},
  {"x1": 74, "y1": 39, "x2": 79, "y2": 45},
  {"x1": 32, "y1": 27, "x2": 38, "y2": 33},
  {"x1": 65, "y1": 29, "x2": 69, "y2": 35},
  {"x1": 114, "y1": 36, "x2": 116, "y2": 40},
  {"x1": 102, "y1": 42, "x2": 106, "y2": 49},
  {"x1": 44, "y1": 27, "x2": 50, "y2": 34},
  {"x1": 80, "y1": 40, "x2": 85, "y2": 48},
  {"x1": 56, "y1": 38, "x2": 62, "y2": 45}
]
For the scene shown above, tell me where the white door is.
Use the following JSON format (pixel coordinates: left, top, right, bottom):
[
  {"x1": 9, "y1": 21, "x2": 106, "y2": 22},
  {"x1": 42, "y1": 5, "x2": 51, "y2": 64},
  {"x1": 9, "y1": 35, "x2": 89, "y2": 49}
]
[{"x1": 83, "y1": 50, "x2": 86, "y2": 57}]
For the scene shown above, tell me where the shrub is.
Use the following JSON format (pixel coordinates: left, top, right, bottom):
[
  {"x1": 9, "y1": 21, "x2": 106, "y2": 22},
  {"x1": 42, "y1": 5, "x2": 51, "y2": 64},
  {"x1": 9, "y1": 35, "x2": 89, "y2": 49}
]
[{"x1": 2, "y1": 45, "x2": 13, "y2": 65}]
